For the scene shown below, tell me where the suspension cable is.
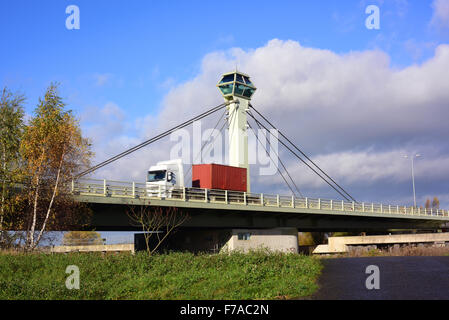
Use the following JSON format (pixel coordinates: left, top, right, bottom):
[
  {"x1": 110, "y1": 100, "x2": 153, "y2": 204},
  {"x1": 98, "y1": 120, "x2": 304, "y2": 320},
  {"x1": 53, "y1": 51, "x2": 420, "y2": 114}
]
[
  {"x1": 184, "y1": 107, "x2": 229, "y2": 182},
  {"x1": 248, "y1": 111, "x2": 304, "y2": 198},
  {"x1": 77, "y1": 102, "x2": 230, "y2": 178},
  {"x1": 247, "y1": 111, "x2": 353, "y2": 202},
  {"x1": 247, "y1": 119, "x2": 299, "y2": 198},
  {"x1": 249, "y1": 104, "x2": 357, "y2": 203}
]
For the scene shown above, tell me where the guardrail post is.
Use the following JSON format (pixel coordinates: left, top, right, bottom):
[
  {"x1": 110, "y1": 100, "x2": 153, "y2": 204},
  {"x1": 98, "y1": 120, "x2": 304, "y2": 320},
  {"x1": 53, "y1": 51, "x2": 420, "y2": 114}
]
[
  {"x1": 71, "y1": 179, "x2": 75, "y2": 193},
  {"x1": 380, "y1": 204, "x2": 383, "y2": 213},
  {"x1": 318, "y1": 199, "x2": 321, "y2": 210},
  {"x1": 371, "y1": 203, "x2": 374, "y2": 212},
  {"x1": 352, "y1": 201, "x2": 355, "y2": 211},
  {"x1": 341, "y1": 200, "x2": 344, "y2": 211},
  {"x1": 431, "y1": 208, "x2": 433, "y2": 216},
  {"x1": 183, "y1": 187, "x2": 186, "y2": 201},
  {"x1": 292, "y1": 195, "x2": 295, "y2": 208},
  {"x1": 205, "y1": 189, "x2": 208, "y2": 203},
  {"x1": 261, "y1": 193, "x2": 264, "y2": 206},
  {"x1": 103, "y1": 180, "x2": 107, "y2": 196},
  {"x1": 277, "y1": 195, "x2": 280, "y2": 207},
  {"x1": 244, "y1": 192, "x2": 247, "y2": 205},
  {"x1": 158, "y1": 185, "x2": 161, "y2": 198},
  {"x1": 362, "y1": 202, "x2": 364, "y2": 212},
  {"x1": 132, "y1": 182, "x2": 136, "y2": 198},
  {"x1": 305, "y1": 197, "x2": 308, "y2": 209},
  {"x1": 331, "y1": 200, "x2": 333, "y2": 210}
]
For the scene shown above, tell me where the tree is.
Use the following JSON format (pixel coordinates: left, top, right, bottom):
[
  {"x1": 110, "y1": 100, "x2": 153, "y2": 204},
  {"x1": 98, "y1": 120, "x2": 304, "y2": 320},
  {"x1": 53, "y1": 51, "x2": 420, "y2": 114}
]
[
  {"x1": 425, "y1": 197, "x2": 440, "y2": 210},
  {"x1": 21, "y1": 83, "x2": 92, "y2": 250},
  {"x1": 425, "y1": 199, "x2": 431, "y2": 209},
  {"x1": 127, "y1": 206, "x2": 189, "y2": 255},
  {"x1": 0, "y1": 88, "x2": 25, "y2": 247},
  {"x1": 62, "y1": 231, "x2": 104, "y2": 246},
  {"x1": 432, "y1": 197, "x2": 440, "y2": 209}
]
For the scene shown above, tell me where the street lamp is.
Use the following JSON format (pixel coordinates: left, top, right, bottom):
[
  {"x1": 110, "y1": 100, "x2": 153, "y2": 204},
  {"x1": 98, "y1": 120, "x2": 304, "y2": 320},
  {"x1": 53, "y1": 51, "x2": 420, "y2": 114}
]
[{"x1": 403, "y1": 154, "x2": 421, "y2": 208}]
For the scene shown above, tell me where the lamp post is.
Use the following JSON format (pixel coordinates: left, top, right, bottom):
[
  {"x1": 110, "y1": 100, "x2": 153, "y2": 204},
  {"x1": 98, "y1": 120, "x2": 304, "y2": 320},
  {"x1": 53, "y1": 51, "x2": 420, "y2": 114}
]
[{"x1": 404, "y1": 154, "x2": 421, "y2": 208}]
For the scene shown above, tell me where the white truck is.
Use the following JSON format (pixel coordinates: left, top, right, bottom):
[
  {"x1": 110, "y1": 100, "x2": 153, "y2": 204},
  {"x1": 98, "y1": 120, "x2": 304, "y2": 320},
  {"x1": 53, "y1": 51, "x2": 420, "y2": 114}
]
[
  {"x1": 146, "y1": 159, "x2": 184, "y2": 198},
  {"x1": 145, "y1": 159, "x2": 254, "y2": 203}
]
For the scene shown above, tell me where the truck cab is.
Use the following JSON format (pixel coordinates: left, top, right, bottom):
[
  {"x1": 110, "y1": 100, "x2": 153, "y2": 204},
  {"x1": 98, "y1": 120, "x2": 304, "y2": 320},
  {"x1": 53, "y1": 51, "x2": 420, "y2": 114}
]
[{"x1": 146, "y1": 159, "x2": 184, "y2": 197}]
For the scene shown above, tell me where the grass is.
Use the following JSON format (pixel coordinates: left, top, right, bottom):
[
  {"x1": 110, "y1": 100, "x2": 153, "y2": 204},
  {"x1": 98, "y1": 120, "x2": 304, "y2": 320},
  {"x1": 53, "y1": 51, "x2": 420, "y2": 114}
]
[{"x1": 0, "y1": 250, "x2": 322, "y2": 300}]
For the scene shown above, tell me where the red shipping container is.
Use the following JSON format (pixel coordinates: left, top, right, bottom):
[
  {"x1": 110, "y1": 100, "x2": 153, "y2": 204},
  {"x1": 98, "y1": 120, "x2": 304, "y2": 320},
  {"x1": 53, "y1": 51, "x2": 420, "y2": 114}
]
[{"x1": 192, "y1": 164, "x2": 247, "y2": 192}]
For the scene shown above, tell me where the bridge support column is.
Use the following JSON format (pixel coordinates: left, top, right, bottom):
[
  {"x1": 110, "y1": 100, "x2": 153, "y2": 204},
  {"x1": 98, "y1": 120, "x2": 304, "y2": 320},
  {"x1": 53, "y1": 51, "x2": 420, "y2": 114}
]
[
  {"x1": 134, "y1": 228, "x2": 299, "y2": 254},
  {"x1": 223, "y1": 228, "x2": 298, "y2": 253}
]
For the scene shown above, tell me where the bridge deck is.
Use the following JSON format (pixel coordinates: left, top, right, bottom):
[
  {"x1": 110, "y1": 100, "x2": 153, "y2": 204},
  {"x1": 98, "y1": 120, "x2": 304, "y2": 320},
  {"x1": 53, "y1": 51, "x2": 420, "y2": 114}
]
[{"x1": 73, "y1": 179, "x2": 449, "y2": 223}]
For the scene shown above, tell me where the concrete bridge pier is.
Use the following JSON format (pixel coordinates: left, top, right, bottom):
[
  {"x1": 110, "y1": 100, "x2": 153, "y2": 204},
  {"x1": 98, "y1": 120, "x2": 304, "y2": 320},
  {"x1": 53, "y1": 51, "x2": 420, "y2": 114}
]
[
  {"x1": 134, "y1": 227, "x2": 299, "y2": 254},
  {"x1": 223, "y1": 228, "x2": 299, "y2": 253}
]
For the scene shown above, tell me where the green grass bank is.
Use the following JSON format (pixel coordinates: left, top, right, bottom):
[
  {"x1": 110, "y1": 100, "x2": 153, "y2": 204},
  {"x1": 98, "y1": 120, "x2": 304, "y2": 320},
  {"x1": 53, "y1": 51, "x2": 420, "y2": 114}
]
[{"x1": 0, "y1": 251, "x2": 322, "y2": 300}]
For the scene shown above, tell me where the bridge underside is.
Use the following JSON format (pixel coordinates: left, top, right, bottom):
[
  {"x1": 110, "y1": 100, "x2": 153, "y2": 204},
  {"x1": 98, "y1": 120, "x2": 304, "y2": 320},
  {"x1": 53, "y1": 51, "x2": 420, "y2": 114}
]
[{"x1": 85, "y1": 202, "x2": 445, "y2": 232}]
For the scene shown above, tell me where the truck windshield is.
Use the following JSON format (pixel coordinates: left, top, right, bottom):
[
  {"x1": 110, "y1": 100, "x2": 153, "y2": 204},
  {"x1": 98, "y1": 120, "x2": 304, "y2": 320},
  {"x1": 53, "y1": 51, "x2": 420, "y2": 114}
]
[{"x1": 147, "y1": 170, "x2": 166, "y2": 182}]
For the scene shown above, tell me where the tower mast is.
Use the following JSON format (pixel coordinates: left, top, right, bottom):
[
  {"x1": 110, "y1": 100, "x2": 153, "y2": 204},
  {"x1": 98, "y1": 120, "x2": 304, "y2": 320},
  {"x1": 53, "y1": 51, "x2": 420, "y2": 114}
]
[{"x1": 217, "y1": 71, "x2": 257, "y2": 192}]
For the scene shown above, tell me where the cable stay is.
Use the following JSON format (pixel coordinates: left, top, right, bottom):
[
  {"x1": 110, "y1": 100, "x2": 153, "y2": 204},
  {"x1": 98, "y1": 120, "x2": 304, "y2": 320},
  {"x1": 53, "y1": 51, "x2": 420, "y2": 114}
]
[
  {"x1": 248, "y1": 111, "x2": 304, "y2": 198},
  {"x1": 247, "y1": 119, "x2": 302, "y2": 198},
  {"x1": 77, "y1": 102, "x2": 230, "y2": 178},
  {"x1": 183, "y1": 107, "x2": 230, "y2": 182},
  {"x1": 247, "y1": 107, "x2": 356, "y2": 202},
  {"x1": 249, "y1": 105, "x2": 356, "y2": 202},
  {"x1": 248, "y1": 112, "x2": 352, "y2": 202},
  {"x1": 247, "y1": 115, "x2": 303, "y2": 198},
  {"x1": 76, "y1": 96, "x2": 356, "y2": 203}
]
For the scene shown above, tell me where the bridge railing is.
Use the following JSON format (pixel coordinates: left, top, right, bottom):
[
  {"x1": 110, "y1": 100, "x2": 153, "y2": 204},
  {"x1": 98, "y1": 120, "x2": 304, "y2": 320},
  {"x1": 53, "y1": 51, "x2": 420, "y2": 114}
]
[{"x1": 72, "y1": 178, "x2": 449, "y2": 218}]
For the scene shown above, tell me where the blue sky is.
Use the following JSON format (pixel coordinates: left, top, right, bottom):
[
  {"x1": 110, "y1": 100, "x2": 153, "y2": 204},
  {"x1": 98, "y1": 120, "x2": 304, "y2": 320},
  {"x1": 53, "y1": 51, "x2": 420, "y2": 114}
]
[
  {"x1": 2, "y1": 0, "x2": 449, "y2": 224},
  {"x1": 1, "y1": 0, "x2": 446, "y2": 119}
]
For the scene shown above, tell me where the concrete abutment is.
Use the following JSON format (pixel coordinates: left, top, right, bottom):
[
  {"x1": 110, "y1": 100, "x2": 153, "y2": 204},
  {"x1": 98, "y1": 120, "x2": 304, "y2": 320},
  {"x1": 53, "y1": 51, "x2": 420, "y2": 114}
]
[{"x1": 134, "y1": 227, "x2": 299, "y2": 253}]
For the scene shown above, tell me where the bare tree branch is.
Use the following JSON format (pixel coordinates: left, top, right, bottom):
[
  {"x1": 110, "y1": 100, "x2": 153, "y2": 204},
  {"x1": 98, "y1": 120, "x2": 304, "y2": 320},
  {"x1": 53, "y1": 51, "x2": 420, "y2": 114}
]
[{"x1": 127, "y1": 205, "x2": 189, "y2": 255}]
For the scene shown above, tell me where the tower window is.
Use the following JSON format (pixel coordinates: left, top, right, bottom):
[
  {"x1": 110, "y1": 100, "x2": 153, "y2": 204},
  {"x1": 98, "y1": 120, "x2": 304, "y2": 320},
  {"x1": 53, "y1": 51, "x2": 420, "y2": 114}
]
[
  {"x1": 220, "y1": 74, "x2": 235, "y2": 84},
  {"x1": 235, "y1": 74, "x2": 244, "y2": 83}
]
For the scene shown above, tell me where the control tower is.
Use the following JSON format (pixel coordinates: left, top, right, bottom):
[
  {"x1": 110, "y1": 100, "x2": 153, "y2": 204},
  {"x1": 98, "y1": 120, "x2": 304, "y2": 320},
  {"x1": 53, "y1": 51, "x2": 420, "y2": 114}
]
[{"x1": 217, "y1": 71, "x2": 256, "y2": 192}]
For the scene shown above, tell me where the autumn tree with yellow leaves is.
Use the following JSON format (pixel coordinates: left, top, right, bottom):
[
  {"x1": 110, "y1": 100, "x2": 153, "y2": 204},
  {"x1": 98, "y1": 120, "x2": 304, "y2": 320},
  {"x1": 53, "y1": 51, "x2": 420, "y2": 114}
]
[
  {"x1": 21, "y1": 84, "x2": 92, "y2": 250},
  {"x1": 0, "y1": 88, "x2": 25, "y2": 247}
]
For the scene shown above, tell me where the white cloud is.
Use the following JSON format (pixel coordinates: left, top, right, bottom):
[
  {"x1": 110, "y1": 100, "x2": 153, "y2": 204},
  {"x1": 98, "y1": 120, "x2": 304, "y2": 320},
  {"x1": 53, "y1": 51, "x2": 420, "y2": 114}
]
[
  {"x1": 285, "y1": 149, "x2": 449, "y2": 188},
  {"x1": 82, "y1": 39, "x2": 449, "y2": 207},
  {"x1": 155, "y1": 39, "x2": 449, "y2": 155},
  {"x1": 431, "y1": 0, "x2": 449, "y2": 29},
  {"x1": 93, "y1": 73, "x2": 113, "y2": 87}
]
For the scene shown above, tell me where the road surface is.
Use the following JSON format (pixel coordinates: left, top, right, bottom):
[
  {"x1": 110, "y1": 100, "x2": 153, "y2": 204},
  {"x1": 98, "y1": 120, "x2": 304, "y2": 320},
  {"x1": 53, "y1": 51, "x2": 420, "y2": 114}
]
[{"x1": 311, "y1": 256, "x2": 449, "y2": 300}]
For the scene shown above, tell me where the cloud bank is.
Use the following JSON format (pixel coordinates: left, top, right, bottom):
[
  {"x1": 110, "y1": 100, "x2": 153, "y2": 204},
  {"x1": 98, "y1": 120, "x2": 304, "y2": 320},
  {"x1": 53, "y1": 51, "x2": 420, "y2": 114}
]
[
  {"x1": 84, "y1": 39, "x2": 449, "y2": 207},
  {"x1": 431, "y1": 0, "x2": 449, "y2": 29}
]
